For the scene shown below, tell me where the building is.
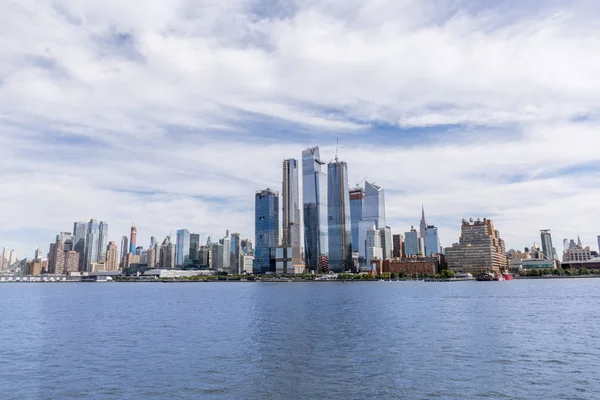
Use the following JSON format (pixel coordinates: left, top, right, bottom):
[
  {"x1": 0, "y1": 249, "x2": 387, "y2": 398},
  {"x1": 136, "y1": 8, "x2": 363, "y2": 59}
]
[
  {"x1": 219, "y1": 230, "x2": 232, "y2": 272},
  {"x1": 302, "y1": 147, "x2": 328, "y2": 272},
  {"x1": 380, "y1": 226, "x2": 392, "y2": 260},
  {"x1": 85, "y1": 219, "x2": 100, "y2": 271},
  {"x1": 211, "y1": 242, "x2": 225, "y2": 272},
  {"x1": 327, "y1": 159, "x2": 352, "y2": 272},
  {"x1": 404, "y1": 227, "x2": 420, "y2": 256},
  {"x1": 0, "y1": 247, "x2": 10, "y2": 271},
  {"x1": 425, "y1": 225, "x2": 441, "y2": 256},
  {"x1": 8, "y1": 249, "x2": 17, "y2": 267},
  {"x1": 49, "y1": 235, "x2": 65, "y2": 274},
  {"x1": 282, "y1": 158, "x2": 303, "y2": 270},
  {"x1": 98, "y1": 221, "x2": 108, "y2": 262},
  {"x1": 190, "y1": 233, "x2": 200, "y2": 262},
  {"x1": 159, "y1": 236, "x2": 175, "y2": 268},
  {"x1": 25, "y1": 260, "x2": 42, "y2": 275},
  {"x1": 445, "y1": 218, "x2": 507, "y2": 275},
  {"x1": 254, "y1": 188, "x2": 280, "y2": 274},
  {"x1": 358, "y1": 181, "x2": 386, "y2": 262},
  {"x1": 383, "y1": 258, "x2": 440, "y2": 276},
  {"x1": 230, "y1": 233, "x2": 241, "y2": 275},
  {"x1": 120, "y1": 236, "x2": 129, "y2": 269},
  {"x1": 105, "y1": 241, "x2": 119, "y2": 271},
  {"x1": 349, "y1": 187, "x2": 365, "y2": 253},
  {"x1": 540, "y1": 229, "x2": 554, "y2": 261},
  {"x1": 563, "y1": 245, "x2": 592, "y2": 262},
  {"x1": 64, "y1": 251, "x2": 80, "y2": 274},
  {"x1": 419, "y1": 205, "x2": 428, "y2": 243},
  {"x1": 366, "y1": 224, "x2": 383, "y2": 270},
  {"x1": 241, "y1": 239, "x2": 253, "y2": 255},
  {"x1": 242, "y1": 255, "x2": 254, "y2": 274},
  {"x1": 147, "y1": 246, "x2": 156, "y2": 268},
  {"x1": 393, "y1": 234, "x2": 404, "y2": 258},
  {"x1": 198, "y1": 245, "x2": 211, "y2": 268},
  {"x1": 176, "y1": 229, "x2": 191, "y2": 266},
  {"x1": 129, "y1": 225, "x2": 137, "y2": 254},
  {"x1": 34, "y1": 248, "x2": 43, "y2": 260}
]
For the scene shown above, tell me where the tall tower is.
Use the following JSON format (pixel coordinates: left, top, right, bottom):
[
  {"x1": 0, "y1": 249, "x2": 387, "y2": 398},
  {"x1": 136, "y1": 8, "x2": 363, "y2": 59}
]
[
  {"x1": 98, "y1": 221, "x2": 109, "y2": 262},
  {"x1": 420, "y1": 205, "x2": 428, "y2": 241},
  {"x1": 85, "y1": 219, "x2": 100, "y2": 271},
  {"x1": 358, "y1": 181, "x2": 386, "y2": 261},
  {"x1": 130, "y1": 225, "x2": 137, "y2": 254},
  {"x1": 254, "y1": 188, "x2": 280, "y2": 274},
  {"x1": 176, "y1": 229, "x2": 191, "y2": 266},
  {"x1": 119, "y1": 236, "x2": 129, "y2": 269},
  {"x1": 73, "y1": 221, "x2": 87, "y2": 271},
  {"x1": 327, "y1": 159, "x2": 352, "y2": 272},
  {"x1": 302, "y1": 147, "x2": 328, "y2": 272},
  {"x1": 349, "y1": 187, "x2": 365, "y2": 253},
  {"x1": 105, "y1": 241, "x2": 119, "y2": 271},
  {"x1": 282, "y1": 158, "x2": 302, "y2": 268},
  {"x1": 540, "y1": 230, "x2": 554, "y2": 261}
]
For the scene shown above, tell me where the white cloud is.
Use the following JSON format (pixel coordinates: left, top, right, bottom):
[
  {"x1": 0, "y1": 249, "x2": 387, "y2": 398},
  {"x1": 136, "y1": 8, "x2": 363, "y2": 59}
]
[{"x1": 1, "y1": 0, "x2": 600, "y2": 257}]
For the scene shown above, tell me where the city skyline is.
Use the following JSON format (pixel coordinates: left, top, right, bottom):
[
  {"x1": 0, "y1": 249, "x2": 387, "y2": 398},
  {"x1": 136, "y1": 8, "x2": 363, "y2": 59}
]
[{"x1": 2, "y1": 2, "x2": 600, "y2": 257}]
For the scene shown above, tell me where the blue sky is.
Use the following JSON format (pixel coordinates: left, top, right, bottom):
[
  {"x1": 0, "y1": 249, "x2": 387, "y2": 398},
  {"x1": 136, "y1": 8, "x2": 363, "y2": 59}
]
[{"x1": 2, "y1": 0, "x2": 600, "y2": 259}]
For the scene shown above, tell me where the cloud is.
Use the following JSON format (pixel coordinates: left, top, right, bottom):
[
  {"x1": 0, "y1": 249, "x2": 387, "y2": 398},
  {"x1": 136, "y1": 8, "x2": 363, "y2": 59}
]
[{"x1": 1, "y1": 0, "x2": 600, "y2": 258}]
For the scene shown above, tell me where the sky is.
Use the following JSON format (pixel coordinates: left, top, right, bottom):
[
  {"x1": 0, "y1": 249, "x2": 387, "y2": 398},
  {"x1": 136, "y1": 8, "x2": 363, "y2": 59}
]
[{"x1": 2, "y1": 0, "x2": 600, "y2": 259}]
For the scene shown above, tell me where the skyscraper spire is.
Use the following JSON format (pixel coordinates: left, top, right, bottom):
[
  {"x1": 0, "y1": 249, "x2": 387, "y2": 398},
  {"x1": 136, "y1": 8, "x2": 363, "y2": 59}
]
[{"x1": 419, "y1": 204, "x2": 428, "y2": 241}]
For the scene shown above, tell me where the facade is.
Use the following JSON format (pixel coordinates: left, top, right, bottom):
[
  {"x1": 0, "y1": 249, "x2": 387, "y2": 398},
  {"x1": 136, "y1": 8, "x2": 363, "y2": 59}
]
[
  {"x1": 242, "y1": 255, "x2": 254, "y2": 274},
  {"x1": 366, "y1": 224, "x2": 383, "y2": 269},
  {"x1": 230, "y1": 233, "x2": 241, "y2": 275},
  {"x1": 404, "y1": 227, "x2": 420, "y2": 256},
  {"x1": 254, "y1": 188, "x2": 280, "y2": 274},
  {"x1": 85, "y1": 219, "x2": 99, "y2": 271},
  {"x1": 0, "y1": 247, "x2": 10, "y2": 271},
  {"x1": 198, "y1": 245, "x2": 211, "y2": 268},
  {"x1": 380, "y1": 226, "x2": 392, "y2": 260},
  {"x1": 105, "y1": 241, "x2": 119, "y2": 271},
  {"x1": 130, "y1": 225, "x2": 137, "y2": 254},
  {"x1": 445, "y1": 218, "x2": 508, "y2": 275},
  {"x1": 393, "y1": 234, "x2": 404, "y2": 258},
  {"x1": 34, "y1": 248, "x2": 43, "y2": 260},
  {"x1": 302, "y1": 147, "x2": 328, "y2": 272},
  {"x1": 73, "y1": 221, "x2": 87, "y2": 271},
  {"x1": 241, "y1": 239, "x2": 253, "y2": 255},
  {"x1": 25, "y1": 260, "x2": 42, "y2": 275},
  {"x1": 563, "y1": 246, "x2": 592, "y2": 262},
  {"x1": 425, "y1": 225, "x2": 441, "y2": 256},
  {"x1": 49, "y1": 236, "x2": 65, "y2": 274},
  {"x1": 349, "y1": 187, "x2": 365, "y2": 253},
  {"x1": 147, "y1": 246, "x2": 156, "y2": 268},
  {"x1": 159, "y1": 236, "x2": 175, "y2": 268},
  {"x1": 120, "y1": 236, "x2": 129, "y2": 269},
  {"x1": 327, "y1": 159, "x2": 352, "y2": 272},
  {"x1": 64, "y1": 251, "x2": 80, "y2": 274},
  {"x1": 540, "y1": 230, "x2": 554, "y2": 261},
  {"x1": 98, "y1": 221, "x2": 108, "y2": 262},
  {"x1": 176, "y1": 229, "x2": 191, "y2": 266},
  {"x1": 383, "y1": 258, "x2": 439, "y2": 276},
  {"x1": 211, "y1": 242, "x2": 225, "y2": 272},
  {"x1": 219, "y1": 231, "x2": 232, "y2": 272},
  {"x1": 282, "y1": 159, "x2": 303, "y2": 269}
]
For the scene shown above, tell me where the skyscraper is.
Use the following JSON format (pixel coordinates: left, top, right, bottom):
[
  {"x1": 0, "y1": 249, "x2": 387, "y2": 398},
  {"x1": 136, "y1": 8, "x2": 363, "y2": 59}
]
[
  {"x1": 405, "y1": 227, "x2": 420, "y2": 256},
  {"x1": 176, "y1": 229, "x2": 191, "y2": 266},
  {"x1": 540, "y1": 229, "x2": 554, "y2": 261},
  {"x1": 254, "y1": 188, "x2": 280, "y2": 274},
  {"x1": 219, "y1": 230, "x2": 232, "y2": 272},
  {"x1": 73, "y1": 221, "x2": 87, "y2": 271},
  {"x1": 282, "y1": 158, "x2": 303, "y2": 268},
  {"x1": 425, "y1": 225, "x2": 441, "y2": 256},
  {"x1": 98, "y1": 221, "x2": 108, "y2": 262},
  {"x1": 85, "y1": 219, "x2": 100, "y2": 271},
  {"x1": 302, "y1": 147, "x2": 328, "y2": 272},
  {"x1": 159, "y1": 236, "x2": 175, "y2": 268},
  {"x1": 34, "y1": 248, "x2": 43, "y2": 260},
  {"x1": 366, "y1": 224, "x2": 383, "y2": 268},
  {"x1": 0, "y1": 247, "x2": 9, "y2": 271},
  {"x1": 359, "y1": 181, "x2": 386, "y2": 261},
  {"x1": 120, "y1": 236, "x2": 129, "y2": 269},
  {"x1": 393, "y1": 234, "x2": 404, "y2": 258},
  {"x1": 190, "y1": 233, "x2": 200, "y2": 262},
  {"x1": 380, "y1": 226, "x2": 392, "y2": 260},
  {"x1": 230, "y1": 233, "x2": 241, "y2": 275},
  {"x1": 130, "y1": 225, "x2": 137, "y2": 254},
  {"x1": 49, "y1": 235, "x2": 65, "y2": 274},
  {"x1": 327, "y1": 158, "x2": 352, "y2": 272},
  {"x1": 349, "y1": 187, "x2": 365, "y2": 253},
  {"x1": 105, "y1": 241, "x2": 119, "y2": 271},
  {"x1": 420, "y1": 205, "x2": 428, "y2": 242},
  {"x1": 64, "y1": 251, "x2": 79, "y2": 274}
]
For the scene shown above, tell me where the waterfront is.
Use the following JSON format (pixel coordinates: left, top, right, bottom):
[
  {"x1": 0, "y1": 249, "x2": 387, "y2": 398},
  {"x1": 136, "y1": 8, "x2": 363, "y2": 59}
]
[{"x1": 1, "y1": 280, "x2": 599, "y2": 399}]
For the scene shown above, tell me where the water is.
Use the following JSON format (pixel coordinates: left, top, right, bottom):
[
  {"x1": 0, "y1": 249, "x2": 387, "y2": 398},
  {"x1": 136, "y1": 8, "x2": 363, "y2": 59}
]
[{"x1": 1, "y1": 280, "x2": 599, "y2": 399}]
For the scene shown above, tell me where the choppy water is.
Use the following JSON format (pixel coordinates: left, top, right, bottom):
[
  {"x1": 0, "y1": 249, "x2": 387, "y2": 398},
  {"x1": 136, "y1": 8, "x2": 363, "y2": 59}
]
[{"x1": 1, "y1": 279, "x2": 599, "y2": 399}]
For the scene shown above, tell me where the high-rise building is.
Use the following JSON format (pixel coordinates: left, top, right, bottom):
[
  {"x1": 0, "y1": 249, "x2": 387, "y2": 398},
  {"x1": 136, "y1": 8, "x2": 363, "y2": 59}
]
[
  {"x1": 211, "y1": 242, "x2": 225, "y2": 272},
  {"x1": 230, "y1": 233, "x2": 241, "y2": 275},
  {"x1": 349, "y1": 187, "x2": 365, "y2": 253},
  {"x1": 219, "y1": 230, "x2": 232, "y2": 272},
  {"x1": 302, "y1": 147, "x2": 328, "y2": 273},
  {"x1": 327, "y1": 159, "x2": 352, "y2": 273},
  {"x1": 190, "y1": 233, "x2": 200, "y2": 261},
  {"x1": 8, "y1": 249, "x2": 17, "y2": 267},
  {"x1": 85, "y1": 219, "x2": 100, "y2": 271},
  {"x1": 120, "y1": 236, "x2": 129, "y2": 269},
  {"x1": 254, "y1": 188, "x2": 280, "y2": 274},
  {"x1": 198, "y1": 245, "x2": 211, "y2": 268},
  {"x1": 404, "y1": 227, "x2": 420, "y2": 256},
  {"x1": 380, "y1": 226, "x2": 392, "y2": 260},
  {"x1": 425, "y1": 225, "x2": 441, "y2": 256},
  {"x1": 129, "y1": 225, "x2": 137, "y2": 254},
  {"x1": 73, "y1": 221, "x2": 87, "y2": 271},
  {"x1": 98, "y1": 222, "x2": 108, "y2": 262},
  {"x1": 49, "y1": 235, "x2": 65, "y2": 274},
  {"x1": 64, "y1": 251, "x2": 79, "y2": 274},
  {"x1": 366, "y1": 224, "x2": 383, "y2": 268},
  {"x1": 359, "y1": 181, "x2": 386, "y2": 261},
  {"x1": 105, "y1": 241, "x2": 119, "y2": 271},
  {"x1": 445, "y1": 218, "x2": 507, "y2": 275},
  {"x1": 147, "y1": 245, "x2": 156, "y2": 268},
  {"x1": 159, "y1": 236, "x2": 175, "y2": 268},
  {"x1": 540, "y1": 230, "x2": 554, "y2": 261},
  {"x1": 241, "y1": 239, "x2": 254, "y2": 255},
  {"x1": 150, "y1": 236, "x2": 157, "y2": 249},
  {"x1": 393, "y1": 234, "x2": 404, "y2": 258},
  {"x1": 420, "y1": 205, "x2": 428, "y2": 243},
  {"x1": 1, "y1": 247, "x2": 10, "y2": 271},
  {"x1": 34, "y1": 248, "x2": 43, "y2": 260},
  {"x1": 176, "y1": 229, "x2": 191, "y2": 266},
  {"x1": 282, "y1": 158, "x2": 303, "y2": 269}
]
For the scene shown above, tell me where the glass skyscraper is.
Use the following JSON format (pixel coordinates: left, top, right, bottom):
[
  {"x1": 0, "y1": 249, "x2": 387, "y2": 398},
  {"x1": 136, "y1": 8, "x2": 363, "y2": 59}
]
[
  {"x1": 190, "y1": 233, "x2": 200, "y2": 261},
  {"x1": 73, "y1": 221, "x2": 87, "y2": 271},
  {"x1": 358, "y1": 181, "x2": 386, "y2": 260},
  {"x1": 85, "y1": 219, "x2": 99, "y2": 271},
  {"x1": 254, "y1": 188, "x2": 279, "y2": 274},
  {"x1": 349, "y1": 187, "x2": 365, "y2": 253},
  {"x1": 540, "y1": 229, "x2": 554, "y2": 261},
  {"x1": 327, "y1": 159, "x2": 352, "y2": 272},
  {"x1": 98, "y1": 221, "x2": 108, "y2": 262},
  {"x1": 176, "y1": 229, "x2": 191, "y2": 266},
  {"x1": 282, "y1": 159, "x2": 302, "y2": 268},
  {"x1": 302, "y1": 147, "x2": 328, "y2": 272},
  {"x1": 425, "y1": 225, "x2": 441, "y2": 256},
  {"x1": 405, "y1": 227, "x2": 420, "y2": 256}
]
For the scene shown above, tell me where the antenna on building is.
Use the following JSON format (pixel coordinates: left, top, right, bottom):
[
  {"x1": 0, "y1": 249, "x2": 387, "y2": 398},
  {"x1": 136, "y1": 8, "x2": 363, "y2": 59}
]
[{"x1": 335, "y1": 137, "x2": 339, "y2": 162}]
